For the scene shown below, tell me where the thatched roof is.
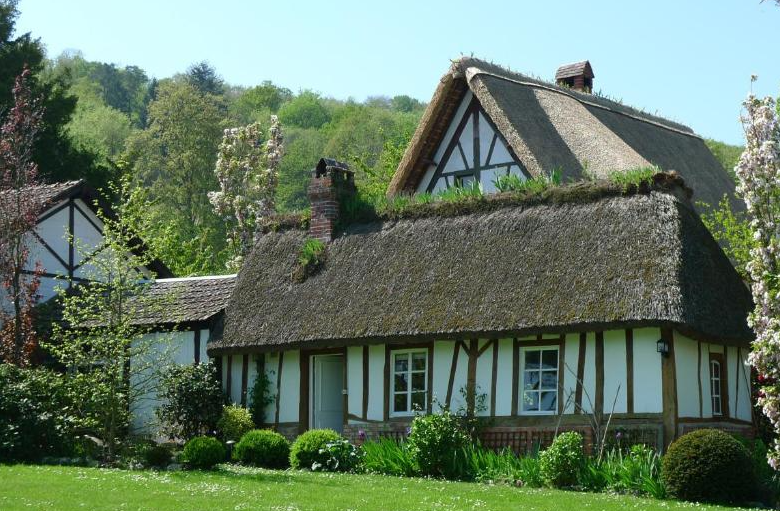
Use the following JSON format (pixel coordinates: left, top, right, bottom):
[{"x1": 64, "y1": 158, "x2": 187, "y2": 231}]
[
  {"x1": 210, "y1": 177, "x2": 752, "y2": 354},
  {"x1": 388, "y1": 57, "x2": 738, "y2": 211}
]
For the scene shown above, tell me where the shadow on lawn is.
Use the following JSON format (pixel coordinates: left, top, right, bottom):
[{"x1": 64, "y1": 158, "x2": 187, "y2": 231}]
[{"x1": 167, "y1": 465, "x2": 362, "y2": 488}]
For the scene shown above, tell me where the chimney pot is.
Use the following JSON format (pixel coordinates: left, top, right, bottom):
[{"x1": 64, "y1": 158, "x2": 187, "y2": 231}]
[
  {"x1": 307, "y1": 158, "x2": 355, "y2": 243},
  {"x1": 555, "y1": 61, "x2": 594, "y2": 93}
]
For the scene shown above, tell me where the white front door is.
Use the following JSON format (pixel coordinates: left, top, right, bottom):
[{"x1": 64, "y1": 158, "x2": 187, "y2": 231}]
[{"x1": 311, "y1": 354, "x2": 344, "y2": 432}]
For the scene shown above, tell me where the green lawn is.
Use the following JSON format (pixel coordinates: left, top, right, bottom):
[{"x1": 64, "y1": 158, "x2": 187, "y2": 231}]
[{"x1": 0, "y1": 464, "x2": 761, "y2": 511}]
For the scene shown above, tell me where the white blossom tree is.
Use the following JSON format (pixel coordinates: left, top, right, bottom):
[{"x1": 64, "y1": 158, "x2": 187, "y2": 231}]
[
  {"x1": 735, "y1": 80, "x2": 780, "y2": 467},
  {"x1": 209, "y1": 116, "x2": 283, "y2": 271}
]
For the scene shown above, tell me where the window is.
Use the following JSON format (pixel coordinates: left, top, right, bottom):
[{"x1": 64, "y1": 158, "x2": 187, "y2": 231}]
[
  {"x1": 520, "y1": 346, "x2": 559, "y2": 414},
  {"x1": 710, "y1": 355, "x2": 724, "y2": 416},
  {"x1": 391, "y1": 349, "x2": 428, "y2": 416}
]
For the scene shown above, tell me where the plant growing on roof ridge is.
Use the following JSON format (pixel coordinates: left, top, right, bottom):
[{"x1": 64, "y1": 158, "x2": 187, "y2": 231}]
[
  {"x1": 292, "y1": 237, "x2": 326, "y2": 283},
  {"x1": 733, "y1": 84, "x2": 780, "y2": 468},
  {"x1": 209, "y1": 116, "x2": 284, "y2": 272}
]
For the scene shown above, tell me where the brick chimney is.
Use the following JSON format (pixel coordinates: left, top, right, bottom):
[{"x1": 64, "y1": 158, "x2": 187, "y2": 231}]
[
  {"x1": 555, "y1": 61, "x2": 594, "y2": 93},
  {"x1": 307, "y1": 158, "x2": 355, "y2": 243}
]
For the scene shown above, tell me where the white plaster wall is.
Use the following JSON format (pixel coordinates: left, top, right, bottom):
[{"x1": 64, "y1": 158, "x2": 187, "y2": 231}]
[
  {"x1": 450, "y1": 343, "x2": 469, "y2": 412},
  {"x1": 674, "y1": 333, "x2": 701, "y2": 418},
  {"x1": 475, "y1": 340, "x2": 493, "y2": 417},
  {"x1": 34, "y1": 206, "x2": 69, "y2": 264},
  {"x1": 563, "y1": 334, "x2": 580, "y2": 413},
  {"x1": 700, "y1": 343, "x2": 713, "y2": 418},
  {"x1": 432, "y1": 341, "x2": 455, "y2": 412},
  {"x1": 603, "y1": 330, "x2": 627, "y2": 414},
  {"x1": 131, "y1": 330, "x2": 198, "y2": 434},
  {"x1": 346, "y1": 346, "x2": 363, "y2": 418},
  {"x1": 726, "y1": 346, "x2": 738, "y2": 419},
  {"x1": 199, "y1": 329, "x2": 210, "y2": 362},
  {"x1": 278, "y1": 350, "x2": 300, "y2": 423},
  {"x1": 494, "y1": 338, "x2": 514, "y2": 416},
  {"x1": 580, "y1": 333, "x2": 596, "y2": 413},
  {"x1": 263, "y1": 355, "x2": 278, "y2": 422},
  {"x1": 735, "y1": 348, "x2": 752, "y2": 422},
  {"x1": 72, "y1": 201, "x2": 103, "y2": 266},
  {"x1": 366, "y1": 344, "x2": 385, "y2": 420},
  {"x1": 632, "y1": 328, "x2": 663, "y2": 413}
]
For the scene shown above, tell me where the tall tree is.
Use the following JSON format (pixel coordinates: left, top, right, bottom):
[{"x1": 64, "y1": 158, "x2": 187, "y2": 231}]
[
  {"x1": 0, "y1": 1, "x2": 108, "y2": 189},
  {"x1": 0, "y1": 67, "x2": 44, "y2": 367},
  {"x1": 124, "y1": 81, "x2": 226, "y2": 275},
  {"x1": 209, "y1": 116, "x2": 283, "y2": 271},
  {"x1": 186, "y1": 61, "x2": 224, "y2": 97}
]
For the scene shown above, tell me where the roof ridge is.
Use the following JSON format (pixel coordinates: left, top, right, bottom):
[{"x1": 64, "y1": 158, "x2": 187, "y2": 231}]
[
  {"x1": 455, "y1": 57, "x2": 698, "y2": 138},
  {"x1": 154, "y1": 274, "x2": 237, "y2": 282}
]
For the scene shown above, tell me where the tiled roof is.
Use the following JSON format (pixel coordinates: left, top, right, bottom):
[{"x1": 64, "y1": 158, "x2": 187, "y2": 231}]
[{"x1": 135, "y1": 275, "x2": 237, "y2": 325}]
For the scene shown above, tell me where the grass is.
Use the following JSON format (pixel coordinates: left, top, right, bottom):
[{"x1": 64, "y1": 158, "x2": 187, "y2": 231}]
[{"x1": 0, "y1": 464, "x2": 762, "y2": 511}]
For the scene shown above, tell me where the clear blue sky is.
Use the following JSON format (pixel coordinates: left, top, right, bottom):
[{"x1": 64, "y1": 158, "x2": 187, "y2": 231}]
[{"x1": 15, "y1": 0, "x2": 780, "y2": 145}]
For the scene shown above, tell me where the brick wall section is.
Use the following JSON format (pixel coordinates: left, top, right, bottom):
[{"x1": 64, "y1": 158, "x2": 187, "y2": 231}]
[
  {"x1": 307, "y1": 175, "x2": 339, "y2": 243},
  {"x1": 344, "y1": 422, "x2": 598, "y2": 455}
]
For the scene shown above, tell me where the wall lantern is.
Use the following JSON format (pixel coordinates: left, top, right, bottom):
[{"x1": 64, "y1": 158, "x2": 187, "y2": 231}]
[{"x1": 656, "y1": 338, "x2": 670, "y2": 357}]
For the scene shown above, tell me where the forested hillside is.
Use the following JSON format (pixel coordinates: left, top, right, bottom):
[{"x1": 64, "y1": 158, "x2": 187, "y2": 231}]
[{"x1": 39, "y1": 51, "x2": 425, "y2": 275}]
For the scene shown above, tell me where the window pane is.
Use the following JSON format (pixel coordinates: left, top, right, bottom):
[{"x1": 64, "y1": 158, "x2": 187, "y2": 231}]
[
  {"x1": 712, "y1": 397, "x2": 721, "y2": 415},
  {"x1": 522, "y1": 392, "x2": 539, "y2": 411},
  {"x1": 542, "y1": 349, "x2": 558, "y2": 370},
  {"x1": 541, "y1": 371, "x2": 558, "y2": 390},
  {"x1": 524, "y1": 370, "x2": 540, "y2": 390},
  {"x1": 394, "y1": 393, "x2": 407, "y2": 412},
  {"x1": 395, "y1": 374, "x2": 408, "y2": 392},
  {"x1": 412, "y1": 352, "x2": 426, "y2": 371},
  {"x1": 525, "y1": 350, "x2": 540, "y2": 370},
  {"x1": 411, "y1": 391, "x2": 426, "y2": 410},
  {"x1": 394, "y1": 354, "x2": 408, "y2": 373},
  {"x1": 411, "y1": 372, "x2": 425, "y2": 391},
  {"x1": 540, "y1": 391, "x2": 557, "y2": 412}
]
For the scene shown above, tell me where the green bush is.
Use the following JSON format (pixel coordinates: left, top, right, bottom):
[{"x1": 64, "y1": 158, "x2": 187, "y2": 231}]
[
  {"x1": 361, "y1": 439, "x2": 416, "y2": 477},
  {"x1": 0, "y1": 365, "x2": 75, "y2": 461},
  {"x1": 735, "y1": 436, "x2": 780, "y2": 506},
  {"x1": 182, "y1": 436, "x2": 225, "y2": 470},
  {"x1": 312, "y1": 438, "x2": 362, "y2": 472},
  {"x1": 406, "y1": 410, "x2": 472, "y2": 480},
  {"x1": 661, "y1": 429, "x2": 756, "y2": 504},
  {"x1": 217, "y1": 405, "x2": 255, "y2": 442},
  {"x1": 289, "y1": 429, "x2": 342, "y2": 470},
  {"x1": 539, "y1": 431, "x2": 585, "y2": 488},
  {"x1": 234, "y1": 429, "x2": 289, "y2": 468},
  {"x1": 156, "y1": 363, "x2": 226, "y2": 440},
  {"x1": 143, "y1": 444, "x2": 172, "y2": 468}
]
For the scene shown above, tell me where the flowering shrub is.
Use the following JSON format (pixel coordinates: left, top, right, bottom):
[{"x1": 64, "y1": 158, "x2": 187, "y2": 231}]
[
  {"x1": 734, "y1": 85, "x2": 780, "y2": 467},
  {"x1": 208, "y1": 117, "x2": 283, "y2": 271},
  {"x1": 313, "y1": 438, "x2": 362, "y2": 473}
]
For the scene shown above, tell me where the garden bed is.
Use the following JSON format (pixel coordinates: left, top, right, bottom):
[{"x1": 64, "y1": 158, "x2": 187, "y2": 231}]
[{"x1": 0, "y1": 464, "x2": 762, "y2": 511}]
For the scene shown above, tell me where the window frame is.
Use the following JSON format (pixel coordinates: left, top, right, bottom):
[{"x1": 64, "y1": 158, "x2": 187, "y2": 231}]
[
  {"x1": 518, "y1": 344, "x2": 561, "y2": 416},
  {"x1": 389, "y1": 348, "x2": 429, "y2": 418},
  {"x1": 709, "y1": 352, "x2": 728, "y2": 418}
]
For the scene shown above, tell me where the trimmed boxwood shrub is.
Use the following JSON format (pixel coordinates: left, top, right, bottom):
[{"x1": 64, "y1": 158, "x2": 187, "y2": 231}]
[
  {"x1": 539, "y1": 431, "x2": 585, "y2": 488},
  {"x1": 662, "y1": 429, "x2": 756, "y2": 504},
  {"x1": 217, "y1": 405, "x2": 255, "y2": 442},
  {"x1": 182, "y1": 436, "x2": 225, "y2": 470},
  {"x1": 234, "y1": 429, "x2": 290, "y2": 468},
  {"x1": 406, "y1": 411, "x2": 471, "y2": 480},
  {"x1": 289, "y1": 429, "x2": 342, "y2": 470}
]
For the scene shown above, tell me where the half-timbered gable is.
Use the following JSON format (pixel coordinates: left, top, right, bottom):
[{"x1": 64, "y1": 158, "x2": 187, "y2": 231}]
[
  {"x1": 417, "y1": 91, "x2": 527, "y2": 194},
  {"x1": 390, "y1": 57, "x2": 739, "y2": 212}
]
